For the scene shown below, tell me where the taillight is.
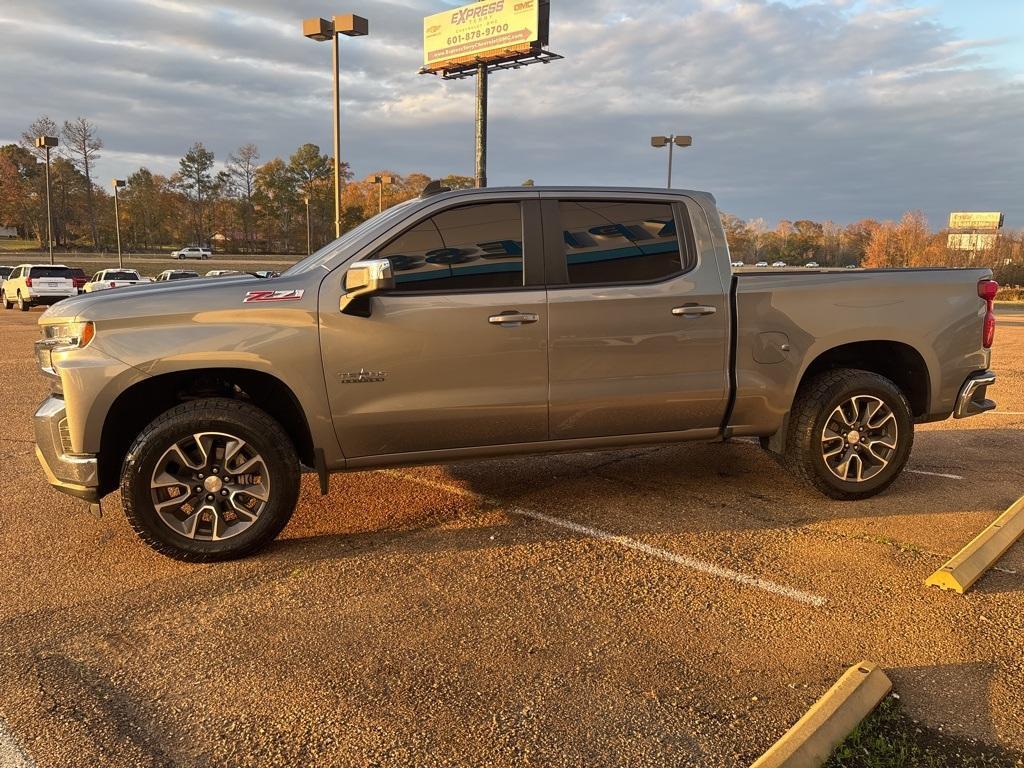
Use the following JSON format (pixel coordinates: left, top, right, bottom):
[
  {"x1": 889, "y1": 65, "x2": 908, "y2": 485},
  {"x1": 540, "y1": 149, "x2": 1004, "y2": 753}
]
[
  {"x1": 979, "y1": 279, "x2": 998, "y2": 349},
  {"x1": 24, "y1": 277, "x2": 32, "y2": 287}
]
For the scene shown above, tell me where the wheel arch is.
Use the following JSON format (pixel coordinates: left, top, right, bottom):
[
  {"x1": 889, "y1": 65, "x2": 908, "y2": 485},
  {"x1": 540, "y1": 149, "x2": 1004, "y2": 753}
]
[
  {"x1": 97, "y1": 368, "x2": 315, "y2": 497},
  {"x1": 797, "y1": 340, "x2": 931, "y2": 418}
]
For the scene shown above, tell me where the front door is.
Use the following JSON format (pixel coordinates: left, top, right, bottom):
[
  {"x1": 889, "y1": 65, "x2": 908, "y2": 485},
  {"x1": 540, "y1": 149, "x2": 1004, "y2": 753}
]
[
  {"x1": 543, "y1": 196, "x2": 731, "y2": 439},
  {"x1": 319, "y1": 198, "x2": 549, "y2": 459}
]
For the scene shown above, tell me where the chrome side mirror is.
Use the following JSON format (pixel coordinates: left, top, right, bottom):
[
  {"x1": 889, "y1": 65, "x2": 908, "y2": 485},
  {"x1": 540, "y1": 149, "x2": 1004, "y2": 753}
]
[{"x1": 340, "y1": 258, "x2": 395, "y2": 315}]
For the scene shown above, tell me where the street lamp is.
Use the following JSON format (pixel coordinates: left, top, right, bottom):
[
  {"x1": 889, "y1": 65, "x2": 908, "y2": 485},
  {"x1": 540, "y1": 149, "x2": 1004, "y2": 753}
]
[
  {"x1": 35, "y1": 136, "x2": 58, "y2": 264},
  {"x1": 303, "y1": 14, "x2": 369, "y2": 239},
  {"x1": 650, "y1": 134, "x2": 692, "y2": 189},
  {"x1": 304, "y1": 196, "x2": 311, "y2": 256},
  {"x1": 111, "y1": 179, "x2": 126, "y2": 268},
  {"x1": 365, "y1": 174, "x2": 394, "y2": 214}
]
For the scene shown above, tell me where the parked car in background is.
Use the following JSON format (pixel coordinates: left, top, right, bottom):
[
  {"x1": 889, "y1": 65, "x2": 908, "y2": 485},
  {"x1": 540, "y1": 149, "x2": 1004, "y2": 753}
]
[
  {"x1": 731, "y1": 261, "x2": 745, "y2": 268},
  {"x1": 755, "y1": 261, "x2": 769, "y2": 267},
  {"x1": 84, "y1": 269, "x2": 151, "y2": 292},
  {"x1": 805, "y1": 261, "x2": 820, "y2": 268},
  {"x1": 172, "y1": 246, "x2": 211, "y2": 260},
  {"x1": 772, "y1": 261, "x2": 787, "y2": 267},
  {"x1": 205, "y1": 270, "x2": 240, "y2": 277},
  {"x1": 252, "y1": 270, "x2": 281, "y2": 279},
  {"x1": 31, "y1": 184, "x2": 998, "y2": 561},
  {"x1": 845, "y1": 264, "x2": 859, "y2": 269},
  {"x1": 0, "y1": 266, "x2": 13, "y2": 294},
  {"x1": 2, "y1": 264, "x2": 76, "y2": 310},
  {"x1": 69, "y1": 268, "x2": 88, "y2": 294},
  {"x1": 156, "y1": 270, "x2": 200, "y2": 282}
]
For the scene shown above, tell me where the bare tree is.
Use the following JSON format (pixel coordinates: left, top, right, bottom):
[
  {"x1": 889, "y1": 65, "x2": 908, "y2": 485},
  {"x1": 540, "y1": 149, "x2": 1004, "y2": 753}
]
[
  {"x1": 20, "y1": 116, "x2": 61, "y2": 160},
  {"x1": 62, "y1": 117, "x2": 103, "y2": 247},
  {"x1": 226, "y1": 144, "x2": 260, "y2": 251}
]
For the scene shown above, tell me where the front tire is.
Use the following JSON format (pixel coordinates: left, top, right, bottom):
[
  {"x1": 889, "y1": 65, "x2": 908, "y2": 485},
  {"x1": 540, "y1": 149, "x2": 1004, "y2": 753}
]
[
  {"x1": 1, "y1": 291, "x2": 11, "y2": 310},
  {"x1": 121, "y1": 398, "x2": 300, "y2": 562},
  {"x1": 783, "y1": 368, "x2": 913, "y2": 500}
]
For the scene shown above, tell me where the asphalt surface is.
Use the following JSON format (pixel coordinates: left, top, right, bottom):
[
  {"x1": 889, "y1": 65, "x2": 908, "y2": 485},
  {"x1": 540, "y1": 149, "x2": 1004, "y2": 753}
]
[{"x1": 0, "y1": 304, "x2": 1023, "y2": 766}]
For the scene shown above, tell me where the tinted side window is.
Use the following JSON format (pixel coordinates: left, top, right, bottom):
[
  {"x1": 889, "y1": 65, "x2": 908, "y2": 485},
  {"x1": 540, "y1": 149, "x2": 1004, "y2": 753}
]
[
  {"x1": 558, "y1": 201, "x2": 684, "y2": 285},
  {"x1": 0, "y1": 267, "x2": 12, "y2": 278},
  {"x1": 372, "y1": 202, "x2": 524, "y2": 292}
]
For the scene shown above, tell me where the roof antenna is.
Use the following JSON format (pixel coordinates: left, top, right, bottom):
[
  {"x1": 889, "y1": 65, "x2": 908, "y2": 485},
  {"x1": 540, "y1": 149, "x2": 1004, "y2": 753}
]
[{"x1": 420, "y1": 179, "x2": 452, "y2": 198}]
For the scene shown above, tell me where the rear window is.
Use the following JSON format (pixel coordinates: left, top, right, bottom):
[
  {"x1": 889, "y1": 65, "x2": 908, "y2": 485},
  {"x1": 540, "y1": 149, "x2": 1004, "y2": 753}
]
[
  {"x1": 29, "y1": 266, "x2": 73, "y2": 279},
  {"x1": 171, "y1": 272, "x2": 199, "y2": 280},
  {"x1": 105, "y1": 271, "x2": 139, "y2": 281}
]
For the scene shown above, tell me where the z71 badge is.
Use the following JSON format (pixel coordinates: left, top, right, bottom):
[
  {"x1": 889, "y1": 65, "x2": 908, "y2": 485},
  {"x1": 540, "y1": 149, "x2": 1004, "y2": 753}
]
[{"x1": 243, "y1": 289, "x2": 304, "y2": 303}]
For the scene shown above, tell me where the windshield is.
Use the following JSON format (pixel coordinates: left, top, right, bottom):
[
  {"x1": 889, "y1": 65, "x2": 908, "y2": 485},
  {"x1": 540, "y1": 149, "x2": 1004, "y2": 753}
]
[{"x1": 282, "y1": 199, "x2": 419, "y2": 276}]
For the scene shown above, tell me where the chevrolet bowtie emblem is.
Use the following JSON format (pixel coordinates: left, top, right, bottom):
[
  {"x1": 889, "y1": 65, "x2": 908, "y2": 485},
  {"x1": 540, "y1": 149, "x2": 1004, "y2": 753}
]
[{"x1": 338, "y1": 368, "x2": 388, "y2": 384}]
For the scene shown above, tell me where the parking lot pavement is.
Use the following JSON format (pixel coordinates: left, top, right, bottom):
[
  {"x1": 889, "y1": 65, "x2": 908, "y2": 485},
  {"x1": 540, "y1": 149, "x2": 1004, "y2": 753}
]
[{"x1": 0, "y1": 307, "x2": 1022, "y2": 766}]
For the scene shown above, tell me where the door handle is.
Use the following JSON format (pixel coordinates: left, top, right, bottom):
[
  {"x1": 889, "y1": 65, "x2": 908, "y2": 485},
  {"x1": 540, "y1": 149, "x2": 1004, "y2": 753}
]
[
  {"x1": 672, "y1": 305, "x2": 717, "y2": 317},
  {"x1": 489, "y1": 312, "x2": 539, "y2": 326}
]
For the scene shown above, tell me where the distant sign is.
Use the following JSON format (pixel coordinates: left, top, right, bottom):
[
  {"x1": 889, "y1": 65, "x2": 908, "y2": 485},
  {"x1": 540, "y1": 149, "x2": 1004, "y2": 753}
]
[
  {"x1": 423, "y1": 0, "x2": 544, "y2": 72},
  {"x1": 948, "y1": 233, "x2": 998, "y2": 251},
  {"x1": 949, "y1": 212, "x2": 1003, "y2": 231}
]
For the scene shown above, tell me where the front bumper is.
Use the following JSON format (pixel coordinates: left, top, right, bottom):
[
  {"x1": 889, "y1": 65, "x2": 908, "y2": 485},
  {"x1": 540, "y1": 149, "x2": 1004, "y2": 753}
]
[
  {"x1": 34, "y1": 395, "x2": 99, "y2": 502},
  {"x1": 954, "y1": 370, "x2": 997, "y2": 419}
]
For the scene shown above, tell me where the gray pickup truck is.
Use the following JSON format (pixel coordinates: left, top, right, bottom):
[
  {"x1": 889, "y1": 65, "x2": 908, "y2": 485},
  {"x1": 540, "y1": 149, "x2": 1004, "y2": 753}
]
[{"x1": 33, "y1": 186, "x2": 998, "y2": 561}]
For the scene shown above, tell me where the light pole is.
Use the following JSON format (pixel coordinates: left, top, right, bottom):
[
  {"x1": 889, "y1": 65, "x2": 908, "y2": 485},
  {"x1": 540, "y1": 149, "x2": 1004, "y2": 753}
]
[
  {"x1": 303, "y1": 14, "x2": 369, "y2": 239},
  {"x1": 304, "y1": 196, "x2": 311, "y2": 256},
  {"x1": 365, "y1": 174, "x2": 394, "y2": 214},
  {"x1": 35, "y1": 136, "x2": 58, "y2": 264},
  {"x1": 112, "y1": 179, "x2": 126, "y2": 268},
  {"x1": 651, "y1": 134, "x2": 692, "y2": 189}
]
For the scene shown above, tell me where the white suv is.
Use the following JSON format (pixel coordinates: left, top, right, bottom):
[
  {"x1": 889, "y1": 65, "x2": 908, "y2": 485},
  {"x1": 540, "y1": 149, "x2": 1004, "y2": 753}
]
[
  {"x1": 2, "y1": 264, "x2": 78, "y2": 311},
  {"x1": 172, "y1": 246, "x2": 211, "y2": 260}
]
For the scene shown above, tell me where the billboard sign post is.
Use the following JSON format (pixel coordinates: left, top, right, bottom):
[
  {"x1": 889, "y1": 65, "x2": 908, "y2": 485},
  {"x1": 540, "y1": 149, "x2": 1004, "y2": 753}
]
[
  {"x1": 948, "y1": 212, "x2": 1004, "y2": 253},
  {"x1": 421, "y1": 0, "x2": 560, "y2": 188}
]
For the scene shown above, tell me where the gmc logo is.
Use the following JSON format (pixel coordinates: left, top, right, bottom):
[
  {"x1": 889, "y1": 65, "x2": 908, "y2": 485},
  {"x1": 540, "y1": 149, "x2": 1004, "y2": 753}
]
[{"x1": 515, "y1": 1, "x2": 533, "y2": 10}]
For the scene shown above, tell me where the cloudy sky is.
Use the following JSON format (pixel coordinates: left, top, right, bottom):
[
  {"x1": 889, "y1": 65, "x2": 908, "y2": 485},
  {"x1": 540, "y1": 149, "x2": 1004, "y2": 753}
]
[{"x1": 1, "y1": 0, "x2": 1021, "y2": 225}]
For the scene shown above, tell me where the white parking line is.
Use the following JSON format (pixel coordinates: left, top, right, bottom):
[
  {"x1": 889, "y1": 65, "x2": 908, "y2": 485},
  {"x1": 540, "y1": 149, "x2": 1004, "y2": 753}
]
[
  {"x1": 382, "y1": 470, "x2": 829, "y2": 609},
  {"x1": 907, "y1": 469, "x2": 964, "y2": 481},
  {"x1": 0, "y1": 720, "x2": 34, "y2": 768}
]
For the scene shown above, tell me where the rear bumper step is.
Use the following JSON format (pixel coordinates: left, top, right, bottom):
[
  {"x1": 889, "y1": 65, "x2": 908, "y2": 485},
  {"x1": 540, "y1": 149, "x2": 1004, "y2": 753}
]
[{"x1": 954, "y1": 370, "x2": 996, "y2": 419}]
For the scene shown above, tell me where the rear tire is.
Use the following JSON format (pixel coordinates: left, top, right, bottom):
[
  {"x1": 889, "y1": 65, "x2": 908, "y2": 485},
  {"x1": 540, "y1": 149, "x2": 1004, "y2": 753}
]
[
  {"x1": 17, "y1": 292, "x2": 28, "y2": 311},
  {"x1": 120, "y1": 398, "x2": 300, "y2": 562},
  {"x1": 783, "y1": 368, "x2": 913, "y2": 500}
]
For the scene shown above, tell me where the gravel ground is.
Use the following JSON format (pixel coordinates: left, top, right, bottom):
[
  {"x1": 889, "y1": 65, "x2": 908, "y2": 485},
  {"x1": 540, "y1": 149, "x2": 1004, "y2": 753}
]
[{"x1": 0, "y1": 305, "x2": 1021, "y2": 767}]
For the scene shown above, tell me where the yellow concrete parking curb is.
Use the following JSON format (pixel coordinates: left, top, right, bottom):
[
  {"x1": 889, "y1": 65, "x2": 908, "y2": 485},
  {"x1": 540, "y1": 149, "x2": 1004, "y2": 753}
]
[
  {"x1": 925, "y1": 494, "x2": 1024, "y2": 594},
  {"x1": 750, "y1": 661, "x2": 892, "y2": 768}
]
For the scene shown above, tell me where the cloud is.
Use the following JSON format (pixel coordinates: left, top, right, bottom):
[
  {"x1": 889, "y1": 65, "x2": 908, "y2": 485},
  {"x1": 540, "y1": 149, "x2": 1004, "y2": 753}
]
[{"x1": 0, "y1": 0, "x2": 1020, "y2": 225}]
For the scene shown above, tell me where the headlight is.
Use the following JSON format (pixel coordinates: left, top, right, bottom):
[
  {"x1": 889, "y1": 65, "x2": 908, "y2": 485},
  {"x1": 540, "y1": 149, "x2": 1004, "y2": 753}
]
[{"x1": 41, "y1": 321, "x2": 95, "y2": 351}]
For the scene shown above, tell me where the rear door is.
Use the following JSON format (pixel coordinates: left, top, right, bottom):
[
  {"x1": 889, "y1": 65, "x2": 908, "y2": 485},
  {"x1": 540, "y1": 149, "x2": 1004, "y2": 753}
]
[
  {"x1": 542, "y1": 193, "x2": 731, "y2": 439},
  {"x1": 29, "y1": 266, "x2": 75, "y2": 297},
  {"x1": 319, "y1": 195, "x2": 550, "y2": 459}
]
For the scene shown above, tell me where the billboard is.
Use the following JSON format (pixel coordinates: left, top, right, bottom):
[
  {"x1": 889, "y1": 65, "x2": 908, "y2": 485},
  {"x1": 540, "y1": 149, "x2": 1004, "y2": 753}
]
[
  {"x1": 423, "y1": 0, "x2": 546, "y2": 72},
  {"x1": 948, "y1": 212, "x2": 1003, "y2": 231},
  {"x1": 947, "y1": 233, "x2": 998, "y2": 251}
]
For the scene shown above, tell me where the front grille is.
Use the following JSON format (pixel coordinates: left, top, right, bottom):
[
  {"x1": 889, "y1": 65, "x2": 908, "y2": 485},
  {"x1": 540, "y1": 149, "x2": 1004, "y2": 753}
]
[{"x1": 58, "y1": 418, "x2": 72, "y2": 454}]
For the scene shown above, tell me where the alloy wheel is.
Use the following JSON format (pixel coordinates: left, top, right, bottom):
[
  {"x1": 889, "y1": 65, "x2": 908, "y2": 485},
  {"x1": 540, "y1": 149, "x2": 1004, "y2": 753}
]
[
  {"x1": 820, "y1": 395, "x2": 898, "y2": 483},
  {"x1": 150, "y1": 431, "x2": 271, "y2": 541}
]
